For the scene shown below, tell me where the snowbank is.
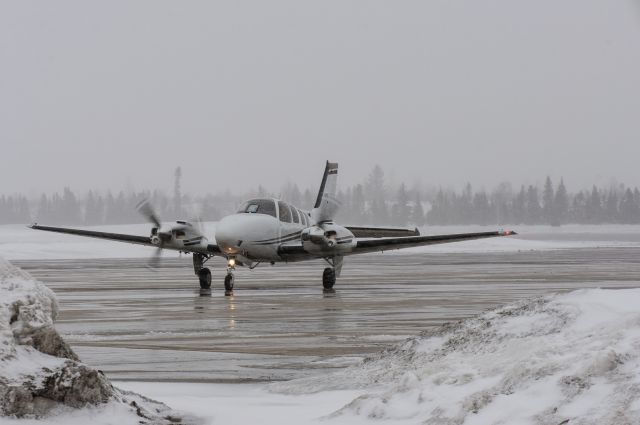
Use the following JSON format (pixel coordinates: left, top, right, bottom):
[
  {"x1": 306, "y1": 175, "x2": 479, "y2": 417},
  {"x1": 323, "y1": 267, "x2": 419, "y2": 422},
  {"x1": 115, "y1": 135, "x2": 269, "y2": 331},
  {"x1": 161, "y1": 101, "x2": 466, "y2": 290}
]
[
  {"x1": 0, "y1": 256, "x2": 198, "y2": 423},
  {"x1": 273, "y1": 288, "x2": 640, "y2": 424}
]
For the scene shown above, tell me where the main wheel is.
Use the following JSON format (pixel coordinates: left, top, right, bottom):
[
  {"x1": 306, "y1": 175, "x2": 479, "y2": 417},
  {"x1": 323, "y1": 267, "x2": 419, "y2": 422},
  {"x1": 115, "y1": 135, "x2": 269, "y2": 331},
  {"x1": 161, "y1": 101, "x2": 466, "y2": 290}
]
[
  {"x1": 224, "y1": 274, "x2": 235, "y2": 295},
  {"x1": 198, "y1": 268, "x2": 212, "y2": 289},
  {"x1": 322, "y1": 267, "x2": 336, "y2": 289}
]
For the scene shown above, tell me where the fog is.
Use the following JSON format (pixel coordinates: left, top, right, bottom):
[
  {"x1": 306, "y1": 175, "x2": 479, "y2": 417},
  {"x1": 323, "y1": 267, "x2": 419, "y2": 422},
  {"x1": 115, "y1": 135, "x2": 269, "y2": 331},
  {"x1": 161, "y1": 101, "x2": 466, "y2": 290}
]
[{"x1": 1, "y1": 0, "x2": 639, "y2": 196}]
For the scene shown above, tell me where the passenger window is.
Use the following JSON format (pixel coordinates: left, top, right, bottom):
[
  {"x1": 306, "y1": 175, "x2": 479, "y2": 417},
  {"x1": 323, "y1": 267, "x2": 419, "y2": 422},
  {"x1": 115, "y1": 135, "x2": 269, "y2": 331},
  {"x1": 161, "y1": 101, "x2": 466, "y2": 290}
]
[
  {"x1": 291, "y1": 206, "x2": 300, "y2": 224},
  {"x1": 278, "y1": 201, "x2": 292, "y2": 223}
]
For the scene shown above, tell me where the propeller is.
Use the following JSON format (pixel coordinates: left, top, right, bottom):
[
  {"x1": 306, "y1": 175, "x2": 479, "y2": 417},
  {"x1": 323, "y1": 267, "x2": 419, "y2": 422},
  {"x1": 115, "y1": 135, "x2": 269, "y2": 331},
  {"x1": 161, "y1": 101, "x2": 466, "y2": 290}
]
[
  {"x1": 136, "y1": 199, "x2": 161, "y2": 228},
  {"x1": 137, "y1": 199, "x2": 167, "y2": 270}
]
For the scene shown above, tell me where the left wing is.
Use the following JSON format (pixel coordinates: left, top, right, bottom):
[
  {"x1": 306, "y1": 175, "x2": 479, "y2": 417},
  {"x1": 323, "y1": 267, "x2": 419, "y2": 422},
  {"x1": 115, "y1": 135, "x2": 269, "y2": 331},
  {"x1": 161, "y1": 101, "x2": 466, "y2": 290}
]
[
  {"x1": 29, "y1": 224, "x2": 221, "y2": 255},
  {"x1": 351, "y1": 230, "x2": 516, "y2": 255},
  {"x1": 277, "y1": 230, "x2": 516, "y2": 259}
]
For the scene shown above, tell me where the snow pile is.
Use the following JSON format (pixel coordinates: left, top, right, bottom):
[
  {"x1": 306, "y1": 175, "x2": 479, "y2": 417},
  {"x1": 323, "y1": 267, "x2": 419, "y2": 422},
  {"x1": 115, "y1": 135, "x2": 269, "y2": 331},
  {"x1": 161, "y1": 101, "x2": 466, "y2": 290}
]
[
  {"x1": 275, "y1": 288, "x2": 640, "y2": 424},
  {"x1": 0, "y1": 257, "x2": 197, "y2": 423}
]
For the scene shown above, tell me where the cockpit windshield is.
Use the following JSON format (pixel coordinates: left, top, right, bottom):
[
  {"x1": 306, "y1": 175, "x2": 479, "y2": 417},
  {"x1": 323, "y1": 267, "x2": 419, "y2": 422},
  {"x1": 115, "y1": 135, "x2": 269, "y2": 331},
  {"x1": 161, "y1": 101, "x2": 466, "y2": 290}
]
[{"x1": 236, "y1": 199, "x2": 277, "y2": 218}]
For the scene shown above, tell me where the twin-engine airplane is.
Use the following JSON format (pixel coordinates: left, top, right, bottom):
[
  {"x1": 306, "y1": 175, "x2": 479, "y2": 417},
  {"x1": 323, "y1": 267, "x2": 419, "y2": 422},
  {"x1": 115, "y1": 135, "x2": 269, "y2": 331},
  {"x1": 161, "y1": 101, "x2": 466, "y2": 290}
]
[{"x1": 30, "y1": 162, "x2": 516, "y2": 295}]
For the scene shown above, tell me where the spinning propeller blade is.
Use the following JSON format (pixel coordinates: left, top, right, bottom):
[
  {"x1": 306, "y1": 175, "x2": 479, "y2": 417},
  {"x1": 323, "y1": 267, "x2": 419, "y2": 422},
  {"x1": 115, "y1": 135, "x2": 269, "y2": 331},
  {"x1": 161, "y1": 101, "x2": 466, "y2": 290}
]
[
  {"x1": 147, "y1": 246, "x2": 163, "y2": 270},
  {"x1": 136, "y1": 199, "x2": 161, "y2": 228},
  {"x1": 137, "y1": 199, "x2": 166, "y2": 269}
]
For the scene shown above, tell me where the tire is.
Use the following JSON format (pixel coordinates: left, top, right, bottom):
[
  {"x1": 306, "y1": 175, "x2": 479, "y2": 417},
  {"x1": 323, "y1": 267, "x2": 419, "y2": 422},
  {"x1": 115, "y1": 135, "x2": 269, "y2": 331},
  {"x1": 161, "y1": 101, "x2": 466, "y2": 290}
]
[
  {"x1": 198, "y1": 268, "x2": 212, "y2": 289},
  {"x1": 224, "y1": 274, "x2": 234, "y2": 293},
  {"x1": 322, "y1": 267, "x2": 336, "y2": 289}
]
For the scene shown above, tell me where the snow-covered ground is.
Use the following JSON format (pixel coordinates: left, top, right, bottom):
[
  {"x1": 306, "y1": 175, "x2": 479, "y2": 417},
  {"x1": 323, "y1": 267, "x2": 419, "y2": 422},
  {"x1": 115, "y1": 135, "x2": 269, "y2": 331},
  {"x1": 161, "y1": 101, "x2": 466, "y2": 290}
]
[
  {"x1": 118, "y1": 288, "x2": 640, "y2": 425},
  {"x1": 0, "y1": 257, "x2": 195, "y2": 424},
  {"x1": 4, "y1": 224, "x2": 640, "y2": 424},
  {"x1": 6, "y1": 286, "x2": 640, "y2": 424},
  {"x1": 3, "y1": 223, "x2": 640, "y2": 260}
]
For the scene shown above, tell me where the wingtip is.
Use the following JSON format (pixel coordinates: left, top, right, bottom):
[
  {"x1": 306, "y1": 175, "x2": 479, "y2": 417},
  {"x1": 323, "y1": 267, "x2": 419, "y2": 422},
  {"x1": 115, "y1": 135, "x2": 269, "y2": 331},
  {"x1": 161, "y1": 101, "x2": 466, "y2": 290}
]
[{"x1": 500, "y1": 229, "x2": 517, "y2": 236}]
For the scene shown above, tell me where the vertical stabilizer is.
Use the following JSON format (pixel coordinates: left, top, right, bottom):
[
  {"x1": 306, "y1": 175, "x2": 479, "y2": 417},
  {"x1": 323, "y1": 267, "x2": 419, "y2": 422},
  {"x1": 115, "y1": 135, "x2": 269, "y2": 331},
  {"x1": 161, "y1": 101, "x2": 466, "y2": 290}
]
[{"x1": 311, "y1": 161, "x2": 340, "y2": 223}]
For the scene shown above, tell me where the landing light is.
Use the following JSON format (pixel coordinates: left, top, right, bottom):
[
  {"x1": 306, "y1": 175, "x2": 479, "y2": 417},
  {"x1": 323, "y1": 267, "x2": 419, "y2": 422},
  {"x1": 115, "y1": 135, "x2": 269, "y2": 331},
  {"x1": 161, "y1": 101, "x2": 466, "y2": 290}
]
[{"x1": 228, "y1": 258, "x2": 236, "y2": 267}]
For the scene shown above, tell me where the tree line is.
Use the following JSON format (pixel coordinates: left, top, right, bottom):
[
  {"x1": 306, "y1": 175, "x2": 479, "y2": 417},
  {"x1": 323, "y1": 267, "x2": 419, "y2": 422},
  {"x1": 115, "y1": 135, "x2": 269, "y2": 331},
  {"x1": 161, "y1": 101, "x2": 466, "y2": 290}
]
[{"x1": 2, "y1": 167, "x2": 640, "y2": 226}]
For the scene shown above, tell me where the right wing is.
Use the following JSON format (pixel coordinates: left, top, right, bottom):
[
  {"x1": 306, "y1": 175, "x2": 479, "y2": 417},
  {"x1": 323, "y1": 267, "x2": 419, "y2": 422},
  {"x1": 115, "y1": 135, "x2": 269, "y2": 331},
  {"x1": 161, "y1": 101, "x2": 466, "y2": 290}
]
[
  {"x1": 29, "y1": 224, "x2": 221, "y2": 254},
  {"x1": 351, "y1": 230, "x2": 516, "y2": 255}
]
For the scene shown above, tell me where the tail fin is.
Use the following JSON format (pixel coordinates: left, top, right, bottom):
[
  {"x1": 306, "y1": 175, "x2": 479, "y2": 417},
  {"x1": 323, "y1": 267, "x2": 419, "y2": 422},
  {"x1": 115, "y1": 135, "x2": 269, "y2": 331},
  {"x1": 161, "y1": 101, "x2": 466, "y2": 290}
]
[{"x1": 311, "y1": 161, "x2": 340, "y2": 224}]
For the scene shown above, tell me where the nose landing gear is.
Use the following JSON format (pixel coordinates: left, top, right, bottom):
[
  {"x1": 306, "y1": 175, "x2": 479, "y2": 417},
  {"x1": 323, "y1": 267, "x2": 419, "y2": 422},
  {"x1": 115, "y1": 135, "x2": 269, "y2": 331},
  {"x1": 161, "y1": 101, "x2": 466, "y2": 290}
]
[
  {"x1": 225, "y1": 257, "x2": 236, "y2": 296},
  {"x1": 224, "y1": 274, "x2": 235, "y2": 295}
]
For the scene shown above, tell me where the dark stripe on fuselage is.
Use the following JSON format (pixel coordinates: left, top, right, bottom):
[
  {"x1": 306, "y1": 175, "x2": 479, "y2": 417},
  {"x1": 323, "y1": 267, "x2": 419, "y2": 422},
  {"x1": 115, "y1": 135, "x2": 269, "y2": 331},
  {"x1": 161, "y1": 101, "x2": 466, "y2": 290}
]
[
  {"x1": 253, "y1": 233, "x2": 302, "y2": 246},
  {"x1": 184, "y1": 236, "x2": 203, "y2": 242},
  {"x1": 252, "y1": 230, "x2": 302, "y2": 244}
]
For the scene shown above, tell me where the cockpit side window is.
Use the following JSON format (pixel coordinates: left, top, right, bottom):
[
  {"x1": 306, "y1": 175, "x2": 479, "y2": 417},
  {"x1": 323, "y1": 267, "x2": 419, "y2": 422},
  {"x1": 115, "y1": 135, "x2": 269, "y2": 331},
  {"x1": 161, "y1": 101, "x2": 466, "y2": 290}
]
[
  {"x1": 291, "y1": 206, "x2": 300, "y2": 224},
  {"x1": 278, "y1": 201, "x2": 292, "y2": 223},
  {"x1": 237, "y1": 199, "x2": 276, "y2": 218}
]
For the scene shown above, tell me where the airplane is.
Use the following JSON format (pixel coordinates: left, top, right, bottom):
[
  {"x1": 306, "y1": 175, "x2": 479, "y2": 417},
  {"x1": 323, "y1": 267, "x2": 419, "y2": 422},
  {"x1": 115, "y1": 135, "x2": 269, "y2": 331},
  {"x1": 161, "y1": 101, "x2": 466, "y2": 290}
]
[{"x1": 30, "y1": 161, "x2": 516, "y2": 295}]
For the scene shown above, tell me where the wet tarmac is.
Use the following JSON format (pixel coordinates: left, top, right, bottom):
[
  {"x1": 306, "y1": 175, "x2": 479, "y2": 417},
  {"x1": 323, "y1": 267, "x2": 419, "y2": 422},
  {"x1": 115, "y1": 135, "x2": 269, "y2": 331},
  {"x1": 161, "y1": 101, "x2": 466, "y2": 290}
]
[{"x1": 14, "y1": 248, "x2": 640, "y2": 383}]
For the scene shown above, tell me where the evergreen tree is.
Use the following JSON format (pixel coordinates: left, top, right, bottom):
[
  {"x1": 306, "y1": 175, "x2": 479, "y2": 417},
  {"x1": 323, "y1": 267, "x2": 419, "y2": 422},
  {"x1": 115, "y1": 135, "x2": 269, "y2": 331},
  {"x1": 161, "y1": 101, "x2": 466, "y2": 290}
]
[
  {"x1": 554, "y1": 179, "x2": 569, "y2": 225},
  {"x1": 36, "y1": 194, "x2": 50, "y2": 223},
  {"x1": 512, "y1": 186, "x2": 527, "y2": 224},
  {"x1": 391, "y1": 183, "x2": 410, "y2": 226},
  {"x1": 605, "y1": 189, "x2": 619, "y2": 223},
  {"x1": 525, "y1": 185, "x2": 542, "y2": 224},
  {"x1": 570, "y1": 191, "x2": 588, "y2": 224},
  {"x1": 542, "y1": 176, "x2": 555, "y2": 224},
  {"x1": 473, "y1": 191, "x2": 491, "y2": 225},
  {"x1": 619, "y1": 188, "x2": 639, "y2": 224},
  {"x1": 351, "y1": 184, "x2": 366, "y2": 224},
  {"x1": 411, "y1": 192, "x2": 426, "y2": 227},
  {"x1": 62, "y1": 187, "x2": 82, "y2": 224},
  {"x1": 366, "y1": 165, "x2": 388, "y2": 224},
  {"x1": 84, "y1": 190, "x2": 101, "y2": 225},
  {"x1": 586, "y1": 186, "x2": 602, "y2": 224}
]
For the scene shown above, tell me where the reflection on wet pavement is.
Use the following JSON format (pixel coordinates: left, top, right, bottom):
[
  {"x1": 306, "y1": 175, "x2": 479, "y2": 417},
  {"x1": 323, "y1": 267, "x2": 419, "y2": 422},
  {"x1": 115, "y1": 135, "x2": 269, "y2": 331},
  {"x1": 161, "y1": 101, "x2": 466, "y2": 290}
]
[{"x1": 14, "y1": 248, "x2": 640, "y2": 382}]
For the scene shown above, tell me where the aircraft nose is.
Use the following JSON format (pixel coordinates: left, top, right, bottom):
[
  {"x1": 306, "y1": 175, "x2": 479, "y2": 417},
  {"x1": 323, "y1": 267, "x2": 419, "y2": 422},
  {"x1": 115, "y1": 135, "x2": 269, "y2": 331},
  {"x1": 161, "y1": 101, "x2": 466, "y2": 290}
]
[
  {"x1": 215, "y1": 215, "x2": 245, "y2": 255},
  {"x1": 215, "y1": 214, "x2": 253, "y2": 255}
]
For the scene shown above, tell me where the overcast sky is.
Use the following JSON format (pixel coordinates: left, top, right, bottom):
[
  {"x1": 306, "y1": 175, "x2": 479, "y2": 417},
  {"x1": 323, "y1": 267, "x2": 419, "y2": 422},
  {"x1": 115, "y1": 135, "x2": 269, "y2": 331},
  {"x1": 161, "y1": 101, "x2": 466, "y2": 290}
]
[{"x1": 1, "y1": 1, "x2": 639, "y2": 197}]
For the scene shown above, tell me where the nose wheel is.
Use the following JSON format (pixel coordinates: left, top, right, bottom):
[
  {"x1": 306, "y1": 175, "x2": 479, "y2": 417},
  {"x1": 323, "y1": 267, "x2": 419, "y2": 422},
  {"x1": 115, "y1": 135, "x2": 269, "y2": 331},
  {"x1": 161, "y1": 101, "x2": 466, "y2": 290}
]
[
  {"x1": 224, "y1": 273, "x2": 235, "y2": 296},
  {"x1": 322, "y1": 267, "x2": 336, "y2": 290}
]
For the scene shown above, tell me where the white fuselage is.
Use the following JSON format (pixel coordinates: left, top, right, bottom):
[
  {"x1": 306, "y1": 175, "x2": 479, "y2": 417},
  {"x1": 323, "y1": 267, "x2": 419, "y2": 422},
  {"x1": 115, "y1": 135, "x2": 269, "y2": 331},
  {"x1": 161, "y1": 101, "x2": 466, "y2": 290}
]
[{"x1": 214, "y1": 198, "x2": 355, "y2": 265}]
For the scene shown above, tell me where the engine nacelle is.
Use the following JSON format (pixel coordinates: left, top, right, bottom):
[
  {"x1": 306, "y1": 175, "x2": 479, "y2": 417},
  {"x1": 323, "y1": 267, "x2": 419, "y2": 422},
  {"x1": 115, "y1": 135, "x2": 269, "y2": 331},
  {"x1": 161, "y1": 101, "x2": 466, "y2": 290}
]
[{"x1": 301, "y1": 223, "x2": 355, "y2": 255}]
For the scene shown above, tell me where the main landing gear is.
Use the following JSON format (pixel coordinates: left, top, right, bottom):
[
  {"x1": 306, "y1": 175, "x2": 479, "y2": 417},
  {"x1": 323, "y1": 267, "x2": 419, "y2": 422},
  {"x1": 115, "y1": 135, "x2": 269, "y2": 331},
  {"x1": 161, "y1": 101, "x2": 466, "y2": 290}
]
[
  {"x1": 322, "y1": 267, "x2": 336, "y2": 290},
  {"x1": 194, "y1": 253, "x2": 212, "y2": 290},
  {"x1": 322, "y1": 256, "x2": 343, "y2": 291},
  {"x1": 193, "y1": 253, "x2": 235, "y2": 294},
  {"x1": 198, "y1": 268, "x2": 212, "y2": 289}
]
